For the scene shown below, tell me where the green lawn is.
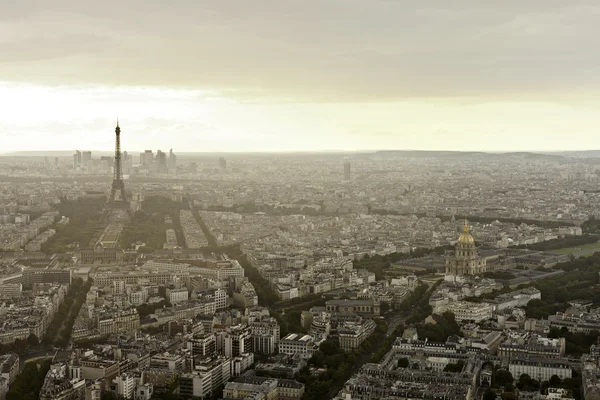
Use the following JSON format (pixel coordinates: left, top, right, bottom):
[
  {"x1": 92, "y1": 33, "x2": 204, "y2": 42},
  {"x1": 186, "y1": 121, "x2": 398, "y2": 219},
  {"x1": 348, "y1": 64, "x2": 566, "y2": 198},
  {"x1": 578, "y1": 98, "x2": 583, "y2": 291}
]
[{"x1": 555, "y1": 242, "x2": 600, "y2": 256}]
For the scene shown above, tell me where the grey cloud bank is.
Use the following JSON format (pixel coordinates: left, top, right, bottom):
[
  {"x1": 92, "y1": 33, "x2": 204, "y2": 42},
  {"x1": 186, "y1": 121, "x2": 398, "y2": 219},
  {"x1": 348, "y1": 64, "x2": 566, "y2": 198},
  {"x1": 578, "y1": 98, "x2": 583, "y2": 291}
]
[{"x1": 1, "y1": 0, "x2": 599, "y2": 101}]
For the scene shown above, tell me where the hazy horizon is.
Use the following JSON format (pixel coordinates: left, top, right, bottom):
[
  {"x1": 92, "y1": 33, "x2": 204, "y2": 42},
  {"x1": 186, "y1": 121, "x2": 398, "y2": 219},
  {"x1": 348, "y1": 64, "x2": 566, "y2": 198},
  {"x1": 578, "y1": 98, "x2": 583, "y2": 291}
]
[
  {"x1": 3, "y1": 1, "x2": 600, "y2": 152},
  {"x1": 3, "y1": 148, "x2": 600, "y2": 156},
  {"x1": 3, "y1": 3, "x2": 600, "y2": 393}
]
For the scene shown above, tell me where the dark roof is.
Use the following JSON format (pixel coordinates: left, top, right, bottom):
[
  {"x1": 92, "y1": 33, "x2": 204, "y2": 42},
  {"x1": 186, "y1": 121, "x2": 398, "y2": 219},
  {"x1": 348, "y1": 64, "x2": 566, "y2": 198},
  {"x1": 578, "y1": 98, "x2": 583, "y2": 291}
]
[{"x1": 277, "y1": 379, "x2": 304, "y2": 389}]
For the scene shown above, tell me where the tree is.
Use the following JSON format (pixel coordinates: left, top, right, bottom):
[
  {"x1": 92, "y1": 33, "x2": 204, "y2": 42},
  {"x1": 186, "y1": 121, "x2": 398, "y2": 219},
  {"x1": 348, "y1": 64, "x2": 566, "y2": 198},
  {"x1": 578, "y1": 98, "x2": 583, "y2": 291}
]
[
  {"x1": 27, "y1": 334, "x2": 39, "y2": 347},
  {"x1": 12, "y1": 339, "x2": 26, "y2": 353},
  {"x1": 494, "y1": 369, "x2": 514, "y2": 388},
  {"x1": 309, "y1": 351, "x2": 325, "y2": 368},
  {"x1": 325, "y1": 354, "x2": 345, "y2": 369},
  {"x1": 549, "y1": 374, "x2": 562, "y2": 387},
  {"x1": 6, "y1": 360, "x2": 51, "y2": 400},
  {"x1": 305, "y1": 380, "x2": 331, "y2": 400},
  {"x1": 397, "y1": 357, "x2": 409, "y2": 368},
  {"x1": 42, "y1": 197, "x2": 106, "y2": 254},
  {"x1": 443, "y1": 360, "x2": 464, "y2": 372},
  {"x1": 101, "y1": 392, "x2": 119, "y2": 400},
  {"x1": 517, "y1": 374, "x2": 540, "y2": 391},
  {"x1": 319, "y1": 340, "x2": 341, "y2": 356},
  {"x1": 5, "y1": 392, "x2": 23, "y2": 400}
]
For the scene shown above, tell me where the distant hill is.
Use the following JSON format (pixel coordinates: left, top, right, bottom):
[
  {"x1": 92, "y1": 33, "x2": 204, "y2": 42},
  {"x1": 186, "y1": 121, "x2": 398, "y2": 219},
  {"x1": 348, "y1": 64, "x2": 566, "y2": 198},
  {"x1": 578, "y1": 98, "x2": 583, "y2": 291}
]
[
  {"x1": 0, "y1": 149, "x2": 589, "y2": 162},
  {"x1": 374, "y1": 150, "x2": 565, "y2": 161},
  {"x1": 544, "y1": 150, "x2": 600, "y2": 158}
]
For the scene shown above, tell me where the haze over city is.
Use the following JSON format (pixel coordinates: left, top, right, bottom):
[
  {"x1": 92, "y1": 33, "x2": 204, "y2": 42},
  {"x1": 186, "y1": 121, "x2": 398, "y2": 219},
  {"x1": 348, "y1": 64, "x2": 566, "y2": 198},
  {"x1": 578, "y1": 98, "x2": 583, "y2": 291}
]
[
  {"x1": 4, "y1": 2, "x2": 600, "y2": 400},
  {"x1": 3, "y1": 1, "x2": 600, "y2": 152}
]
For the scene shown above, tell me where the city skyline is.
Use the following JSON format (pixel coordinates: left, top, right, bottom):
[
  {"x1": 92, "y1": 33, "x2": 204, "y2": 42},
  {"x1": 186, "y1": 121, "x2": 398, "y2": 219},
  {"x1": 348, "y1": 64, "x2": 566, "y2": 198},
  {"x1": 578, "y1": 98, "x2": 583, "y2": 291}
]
[
  {"x1": 2, "y1": 1, "x2": 600, "y2": 152},
  {"x1": 3, "y1": 3, "x2": 600, "y2": 400}
]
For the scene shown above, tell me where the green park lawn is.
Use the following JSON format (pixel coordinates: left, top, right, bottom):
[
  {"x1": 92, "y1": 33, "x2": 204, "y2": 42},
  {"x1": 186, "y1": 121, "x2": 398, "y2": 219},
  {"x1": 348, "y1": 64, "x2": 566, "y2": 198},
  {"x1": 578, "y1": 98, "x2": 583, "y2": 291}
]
[{"x1": 555, "y1": 242, "x2": 600, "y2": 256}]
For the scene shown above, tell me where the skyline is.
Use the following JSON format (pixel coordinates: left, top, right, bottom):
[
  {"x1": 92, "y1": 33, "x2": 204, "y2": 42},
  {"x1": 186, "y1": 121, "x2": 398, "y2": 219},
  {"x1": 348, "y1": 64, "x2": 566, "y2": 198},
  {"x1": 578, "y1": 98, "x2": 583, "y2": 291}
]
[
  {"x1": 4, "y1": 147, "x2": 600, "y2": 156},
  {"x1": 3, "y1": 1, "x2": 600, "y2": 151}
]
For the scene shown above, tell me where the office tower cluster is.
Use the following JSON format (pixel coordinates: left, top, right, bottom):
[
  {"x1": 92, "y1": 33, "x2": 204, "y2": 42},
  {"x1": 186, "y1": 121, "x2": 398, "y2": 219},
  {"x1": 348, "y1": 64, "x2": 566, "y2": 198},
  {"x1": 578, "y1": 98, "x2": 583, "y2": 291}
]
[
  {"x1": 73, "y1": 149, "x2": 129, "y2": 175},
  {"x1": 72, "y1": 148, "x2": 175, "y2": 176},
  {"x1": 73, "y1": 150, "x2": 93, "y2": 170},
  {"x1": 139, "y1": 148, "x2": 177, "y2": 174}
]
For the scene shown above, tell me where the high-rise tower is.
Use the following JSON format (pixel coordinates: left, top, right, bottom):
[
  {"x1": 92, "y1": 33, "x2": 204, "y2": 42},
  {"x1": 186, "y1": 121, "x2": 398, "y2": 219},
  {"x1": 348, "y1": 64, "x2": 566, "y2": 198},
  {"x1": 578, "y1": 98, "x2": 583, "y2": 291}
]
[
  {"x1": 343, "y1": 160, "x2": 351, "y2": 181},
  {"x1": 107, "y1": 121, "x2": 129, "y2": 208}
]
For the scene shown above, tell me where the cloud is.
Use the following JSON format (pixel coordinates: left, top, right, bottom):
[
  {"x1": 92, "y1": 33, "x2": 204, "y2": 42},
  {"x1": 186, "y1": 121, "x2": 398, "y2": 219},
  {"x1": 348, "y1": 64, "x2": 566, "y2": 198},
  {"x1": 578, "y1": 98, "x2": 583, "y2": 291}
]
[
  {"x1": 0, "y1": 34, "x2": 116, "y2": 63},
  {"x1": 0, "y1": 0, "x2": 599, "y2": 102}
]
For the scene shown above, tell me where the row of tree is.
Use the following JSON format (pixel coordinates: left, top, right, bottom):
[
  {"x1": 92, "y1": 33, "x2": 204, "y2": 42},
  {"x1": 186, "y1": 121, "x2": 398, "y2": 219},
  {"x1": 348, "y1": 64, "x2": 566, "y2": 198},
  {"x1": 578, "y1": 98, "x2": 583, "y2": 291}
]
[
  {"x1": 234, "y1": 252, "x2": 280, "y2": 307},
  {"x1": 548, "y1": 326, "x2": 600, "y2": 358},
  {"x1": 403, "y1": 282, "x2": 439, "y2": 325},
  {"x1": 524, "y1": 254, "x2": 600, "y2": 308},
  {"x1": 41, "y1": 197, "x2": 106, "y2": 253},
  {"x1": 369, "y1": 283, "x2": 441, "y2": 363},
  {"x1": 297, "y1": 319, "x2": 388, "y2": 400},
  {"x1": 192, "y1": 218, "x2": 284, "y2": 309},
  {"x1": 368, "y1": 211, "x2": 573, "y2": 229},
  {"x1": 483, "y1": 368, "x2": 581, "y2": 400},
  {"x1": 42, "y1": 277, "x2": 91, "y2": 347},
  {"x1": 582, "y1": 217, "x2": 600, "y2": 234},
  {"x1": 512, "y1": 234, "x2": 600, "y2": 252},
  {"x1": 370, "y1": 323, "x2": 405, "y2": 363},
  {"x1": 57, "y1": 278, "x2": 93, "y2": 347},
  {"x1": 5, "y1": 360, "x2": 52, "y2": 400},
  {"x1": 0, "y1": 333, "x2": 40, "y2": 355}
]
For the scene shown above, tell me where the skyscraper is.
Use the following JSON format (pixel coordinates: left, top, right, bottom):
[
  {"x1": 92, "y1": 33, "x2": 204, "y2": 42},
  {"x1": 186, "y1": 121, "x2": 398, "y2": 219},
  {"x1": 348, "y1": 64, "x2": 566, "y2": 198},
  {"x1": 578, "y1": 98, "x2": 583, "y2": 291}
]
[
  {"x1": 100, "y1": 156, "x2": 114, "y2": 169},
  {"x1": 82, "y1": 151, "x2": 92, "y2": 164},
  {"x1": 157, "y1": 150, "x2": 167, "y2": 173},
  {"x1": 219, "y1": 157, "x2": 226, "y2": 170},
  {"x1": 141, "y1": 150, "x2": 154, "y2": 166},
  {"x1": 73, "y1": 150, "x2": 81, "y2": 168},
  {"x1": 344, "y1": 160, "x2": 351, "y2": 181},
  {"x1": 122, "y1": 151, "x2": 132, "y2": 174},
  {"x1": 168, "y1": 148, "x2": 177, "y2": 173}
]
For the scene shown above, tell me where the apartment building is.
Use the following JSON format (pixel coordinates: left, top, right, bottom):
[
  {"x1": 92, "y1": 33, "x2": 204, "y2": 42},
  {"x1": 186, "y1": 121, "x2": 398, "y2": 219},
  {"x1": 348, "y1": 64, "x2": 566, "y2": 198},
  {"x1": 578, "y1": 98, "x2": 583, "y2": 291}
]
[
  {"x1": 180, "y1": 356, "x2": 231, "y2": 399},
  {"x1": 97, "y1": 309, "x2": 140, "y2": 335},
  {"x1": 325, "y1": 299, "x2": 380, "y2": 316},
  {"x1": 166, "y1": 288, "x2": 189, "y2": 305},
  {"x1": 338, "y1": 319, "x2": 376, "y2": 351},
  {"x1": 447, "y1": 301, "x2": 493, "y2": 323},
  {"x1": 509, "y1": 358, "x2": 572, "y2": 382},
  {"x1": 279, "y1": 334, "x2": 316, "y2": 356}
]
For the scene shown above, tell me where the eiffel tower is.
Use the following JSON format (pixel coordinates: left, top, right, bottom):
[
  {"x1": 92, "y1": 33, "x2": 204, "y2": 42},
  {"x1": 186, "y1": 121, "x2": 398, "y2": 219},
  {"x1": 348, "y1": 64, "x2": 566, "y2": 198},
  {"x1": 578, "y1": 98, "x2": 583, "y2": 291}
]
[{"x1": 107, "y1": 121, "x2": 129, "y2": 208}]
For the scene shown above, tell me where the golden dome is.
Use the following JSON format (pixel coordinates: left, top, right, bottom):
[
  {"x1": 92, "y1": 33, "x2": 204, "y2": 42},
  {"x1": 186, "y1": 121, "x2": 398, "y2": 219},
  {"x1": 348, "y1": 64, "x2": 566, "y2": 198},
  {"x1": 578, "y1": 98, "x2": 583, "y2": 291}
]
[{"x1": 457, "y1": 221, "x2": 475, "y2": 244}]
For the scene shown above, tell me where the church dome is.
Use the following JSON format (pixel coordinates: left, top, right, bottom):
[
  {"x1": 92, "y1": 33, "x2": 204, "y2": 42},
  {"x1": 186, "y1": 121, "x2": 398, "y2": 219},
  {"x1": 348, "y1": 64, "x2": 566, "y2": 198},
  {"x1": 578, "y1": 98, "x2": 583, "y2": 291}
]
[{"x1": 457, "y1": 221, "x2": 474, "y2": 244}]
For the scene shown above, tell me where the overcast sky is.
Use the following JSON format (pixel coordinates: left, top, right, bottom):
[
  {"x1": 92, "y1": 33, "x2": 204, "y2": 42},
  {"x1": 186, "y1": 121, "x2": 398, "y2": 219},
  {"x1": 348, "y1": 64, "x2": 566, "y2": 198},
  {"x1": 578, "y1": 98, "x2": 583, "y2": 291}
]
[{"x1": 2, "y1": 0, "x2": 600, "y2": 152}]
